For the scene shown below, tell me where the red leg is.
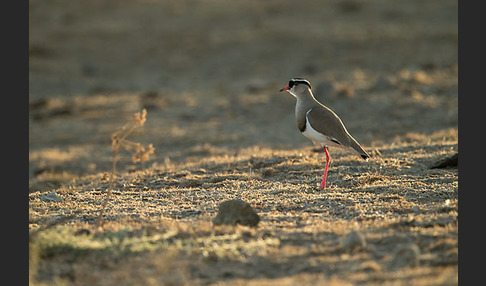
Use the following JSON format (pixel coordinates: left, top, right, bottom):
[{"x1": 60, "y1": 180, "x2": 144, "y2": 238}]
[{"x1": 319, "y1": 146, "x2": 330, "y2": 189}]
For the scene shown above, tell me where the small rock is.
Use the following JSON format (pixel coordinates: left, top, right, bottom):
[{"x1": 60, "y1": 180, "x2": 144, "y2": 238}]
[
  {"x1": 430, "y1": 152, "x2": 458, "y2": 169},
  {"x1": 342, "y1": 230, "x2": 366, "y2": 251},
  {"x1": 40, "y1": 192, "x2": 62, "y2": 202},
  {"x1": 261, "y1": 167, "x2": 275, "y2": 177},
  {"x1": 213, "y1": 199, "x2": 260, "y2": 227},
  {"x1": 390, "y1": 243, "x2": 420, "y2": 270}
]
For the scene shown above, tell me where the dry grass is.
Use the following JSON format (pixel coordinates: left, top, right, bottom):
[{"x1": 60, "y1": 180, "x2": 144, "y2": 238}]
[
  {"x1": 96, "y1": 109, "x2": 155, "y2": 228},
  {"x1": 29, "y1": 133, "x2": 458, "y2": 285}
]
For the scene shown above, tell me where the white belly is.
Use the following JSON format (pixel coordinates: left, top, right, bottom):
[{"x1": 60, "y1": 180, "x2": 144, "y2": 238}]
[{"x1": 302, "y1": 115, "x2": 342, "y2": 148}]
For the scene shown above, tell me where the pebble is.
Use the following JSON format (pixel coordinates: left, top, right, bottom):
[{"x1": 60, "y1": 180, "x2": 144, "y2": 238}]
[
  {"x1": 390, "y1": 243, "x2": 420, "y2": 270},
  {"x1": 213, "y1": 199, "x2": 260, "y2": 227},
  {"x1": 40, "y1": 192, "x2": 62, "y2": 202},
  {"x1": 342, "y1": 230, "x2": 366, "y2": 251}
]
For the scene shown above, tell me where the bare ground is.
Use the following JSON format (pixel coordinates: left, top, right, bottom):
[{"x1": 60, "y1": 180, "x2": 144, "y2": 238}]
[{"x1": 29, "y1": 0, "x2": 458, "y2": 285}]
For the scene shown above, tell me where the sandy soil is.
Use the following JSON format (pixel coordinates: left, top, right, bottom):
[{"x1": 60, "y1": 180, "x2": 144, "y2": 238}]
[{"x1": 29, "y1": 0, "x2": 458, "y2": 285}]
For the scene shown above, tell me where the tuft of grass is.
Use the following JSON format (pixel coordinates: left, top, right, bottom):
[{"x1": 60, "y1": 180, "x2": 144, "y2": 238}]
[
  {"x1": 29, "y1": 221, "x2": 282, "y2": 285},
  {"x1": 96, "y1": 109, "x2": 155, "y2": 228}
]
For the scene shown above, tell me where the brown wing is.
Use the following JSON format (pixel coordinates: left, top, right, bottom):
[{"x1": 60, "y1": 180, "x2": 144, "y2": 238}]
[{"x1": 307, "y1": 106, "x2": 370, "y2": 159}]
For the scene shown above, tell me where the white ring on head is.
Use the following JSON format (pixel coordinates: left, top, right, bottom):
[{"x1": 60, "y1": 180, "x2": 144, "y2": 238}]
[{"x1": 290, "y1": 78, "x2": 311, "y2": 89}]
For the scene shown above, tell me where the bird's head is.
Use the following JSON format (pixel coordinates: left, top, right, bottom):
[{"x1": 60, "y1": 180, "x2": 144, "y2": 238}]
[{"x1": 279, "y1": 78, "x2": 312, "y2": 97}]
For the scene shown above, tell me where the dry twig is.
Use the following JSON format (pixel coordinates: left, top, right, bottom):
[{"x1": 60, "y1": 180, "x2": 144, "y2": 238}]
[{"x1": 96, "y1": 109, "x2": 154, "y2": 228}]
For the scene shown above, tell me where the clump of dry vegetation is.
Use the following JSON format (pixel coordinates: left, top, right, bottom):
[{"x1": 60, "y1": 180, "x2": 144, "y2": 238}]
[
  {"x1": 97, "y1": 109, "x2": 155, "y2": 228},
  {"x1": 29, "y1": 134, "x2": 457, "y2": 285}
]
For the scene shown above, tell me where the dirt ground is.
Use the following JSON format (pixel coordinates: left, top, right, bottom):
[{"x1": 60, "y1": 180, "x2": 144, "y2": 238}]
[{"x1": 29, "y1": 0, "x2": 458, "y2": 285}]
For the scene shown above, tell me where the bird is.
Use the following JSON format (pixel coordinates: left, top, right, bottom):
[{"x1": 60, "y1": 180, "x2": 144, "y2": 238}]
[{"x1": 280, "y1": 78, "x2": 370, "y2": 189}]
